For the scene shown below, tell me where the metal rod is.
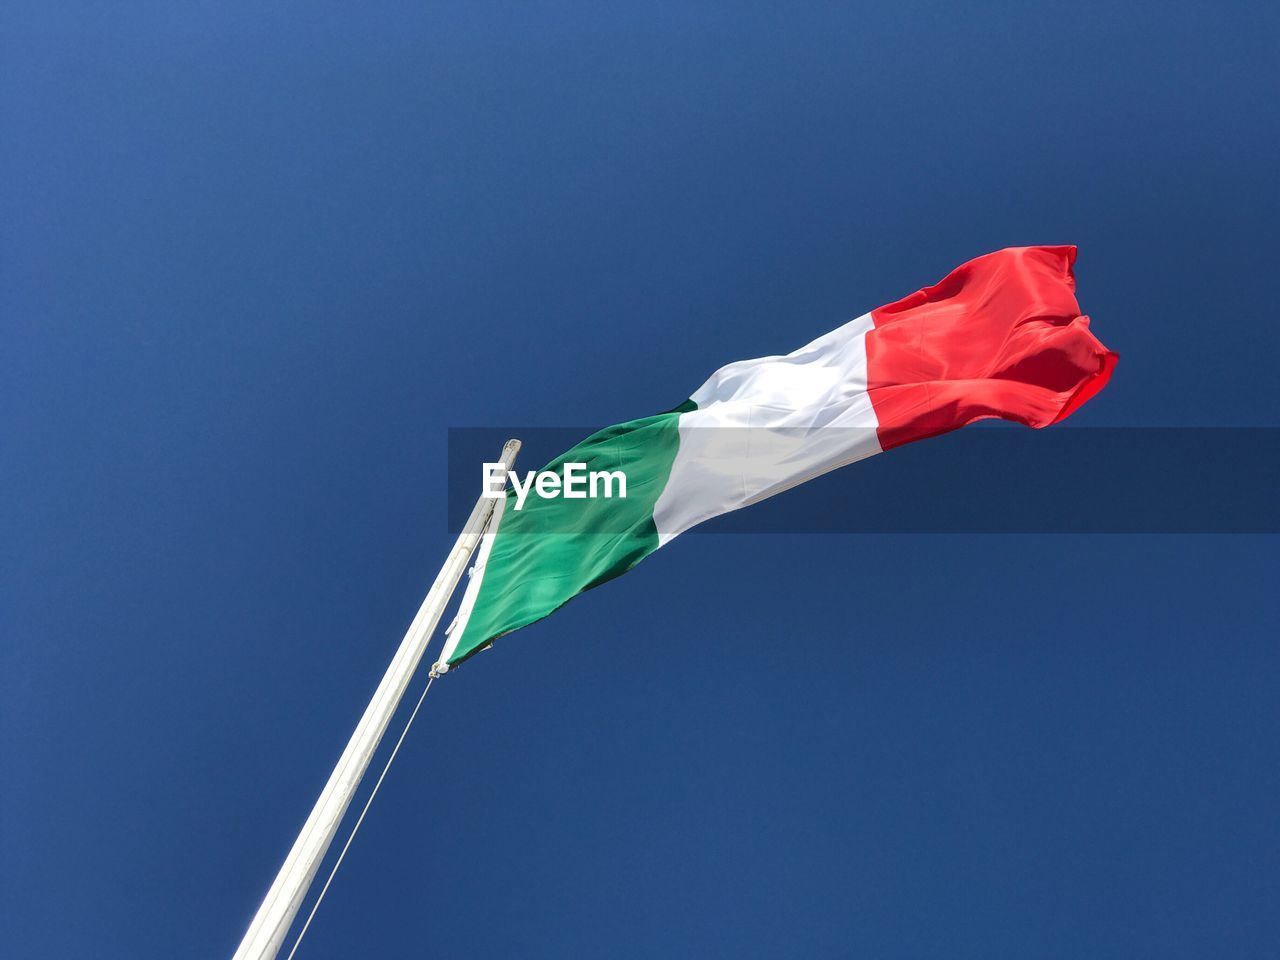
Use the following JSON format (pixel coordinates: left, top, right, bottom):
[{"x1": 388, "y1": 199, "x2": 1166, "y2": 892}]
[{"x1": 231, "y1": 439, "x2": 521, "y2": 960}]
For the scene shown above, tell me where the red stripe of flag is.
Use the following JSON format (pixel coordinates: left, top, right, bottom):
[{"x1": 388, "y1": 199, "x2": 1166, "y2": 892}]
[{"x1": 866, "y1": 245, "x2": 1118, "y2": 450}]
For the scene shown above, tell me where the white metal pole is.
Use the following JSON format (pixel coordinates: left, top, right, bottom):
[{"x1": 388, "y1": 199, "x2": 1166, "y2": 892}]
[
  {"x1": 432, "y1": 488, "x2": 506, "y2": 673},
  {"x1": 232, "y1": 439, "x2": 521, "y2": 960}
]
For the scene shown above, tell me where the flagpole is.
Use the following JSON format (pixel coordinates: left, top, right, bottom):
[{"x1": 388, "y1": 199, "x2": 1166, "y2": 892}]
[{"x1": 232, "y1": 439, "x2": 521, "y2": 960}]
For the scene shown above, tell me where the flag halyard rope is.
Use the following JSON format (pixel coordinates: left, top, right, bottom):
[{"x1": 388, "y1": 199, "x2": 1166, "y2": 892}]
[{"x1": 284, "y1": 673, "x2": 438, "y2": 960}]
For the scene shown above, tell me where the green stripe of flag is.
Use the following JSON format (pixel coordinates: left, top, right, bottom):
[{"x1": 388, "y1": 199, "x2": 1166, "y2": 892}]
[{"x1": 447, "y1": 406, "x2": 689, "y2": 666}]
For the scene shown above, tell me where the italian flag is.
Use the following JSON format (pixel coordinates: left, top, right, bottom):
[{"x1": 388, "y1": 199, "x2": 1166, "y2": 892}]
[{"x1": 437, "y1": 246, "x2": 1116, "y2": 671}]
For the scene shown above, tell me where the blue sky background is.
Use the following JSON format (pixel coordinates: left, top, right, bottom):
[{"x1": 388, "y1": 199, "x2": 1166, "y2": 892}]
[{"x1": 4, "y1": 2, "x2": 1279, "y2": 956}]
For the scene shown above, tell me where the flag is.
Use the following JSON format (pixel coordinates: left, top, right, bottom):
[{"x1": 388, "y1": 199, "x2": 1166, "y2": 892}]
[{"x1": 437, "y1": 246, "x2": 1116, "y2": 670}]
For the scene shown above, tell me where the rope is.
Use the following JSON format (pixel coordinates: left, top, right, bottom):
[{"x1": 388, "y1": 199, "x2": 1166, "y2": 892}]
[{"x1": 285, "y1": 673, "x2": 438, "y2": 960}]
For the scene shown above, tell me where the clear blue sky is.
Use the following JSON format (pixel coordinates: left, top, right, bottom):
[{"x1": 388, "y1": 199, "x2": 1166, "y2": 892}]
[{"x1": 4, "y1": 2, "x2": 1278, "y2": 956}]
